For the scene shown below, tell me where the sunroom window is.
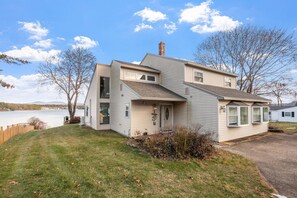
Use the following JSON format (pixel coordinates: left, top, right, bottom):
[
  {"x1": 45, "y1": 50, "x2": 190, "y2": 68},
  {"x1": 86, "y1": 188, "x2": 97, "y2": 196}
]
[
  {"x1": 227, "y1": 102, "x2": 249, "y2": 127},
  {"x1": 252, "y1": 107, "x2": 261, "y2": 124},
  {"x1": 228, "y1": 107, "x2": 238, "y2": 126},
  {"x1": 240, "y1": 107, "x2": 249, "y2": 125},
  {"x1": 262, "y1": 107, "x2": 269, "y2": 122}
]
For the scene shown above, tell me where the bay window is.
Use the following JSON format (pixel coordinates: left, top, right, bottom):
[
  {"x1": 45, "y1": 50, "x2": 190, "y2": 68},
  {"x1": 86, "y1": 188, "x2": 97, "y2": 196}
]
[
  {"x1": 252, "y1": 107, "x2": 261, "y2": 124},
  {"x1": 227, "y1": 104, "x2": 249, "y2": 127},
  {"x1": 262, "y1": 107, "x2": 269, "y2": 122}
]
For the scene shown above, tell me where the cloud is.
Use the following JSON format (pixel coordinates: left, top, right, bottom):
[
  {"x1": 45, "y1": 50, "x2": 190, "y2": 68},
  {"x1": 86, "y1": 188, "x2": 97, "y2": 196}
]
[
  {"x1": 0, "y1": 74, "x2": 86, "y2": 103},
  {"x1": 134, "y1": 23, "x2": 154, "y2": 32},
  {"x1": 290, "y1": 69, "x2": 297, "y2": 73},
  {"x1": 132, "y1": 61, "x2": 140, "y2": 64},
  {"x1": 57, "y1": 37, "x2": 65, "y2": 41},
  {"x1": 134, "y1": 7, "x2": 167, "y2": 23},
  {"x1": 18, "y1": 21, "x2": 48, "y2": 40},
  {"x1": 72, "y1": 36, "x2": 98, "y2": 49},
  {"x1": 179, "y1": 0, "x2": 241, "y2": 33},
  {"x1": 34, "y1": 39, "x2": 53, "y2": 48},
  {"x1": 3, "y1": 46, "x2": 60, "y2": 62},
  {"x1": 164, "y1": 22, "x2": 177, "y2": 34}
]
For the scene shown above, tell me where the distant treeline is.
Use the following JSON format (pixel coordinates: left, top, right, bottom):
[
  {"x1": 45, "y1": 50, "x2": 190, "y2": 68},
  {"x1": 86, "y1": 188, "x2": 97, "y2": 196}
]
[
  {"x1": 0, "y1": 102, "x2": 84, "y2": 111},
  {"x1": 0, "y1": 102, "x2": 41, "y2": 111}
]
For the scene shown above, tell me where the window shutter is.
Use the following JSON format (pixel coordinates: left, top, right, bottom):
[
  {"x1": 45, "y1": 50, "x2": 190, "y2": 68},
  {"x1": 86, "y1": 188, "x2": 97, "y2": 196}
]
[
  {"x1": 292, "y1": 112, "x2": 295, "y2": 118},
  {"x1": 282, "y1": 112, "x2": 284, "y2": 117}
]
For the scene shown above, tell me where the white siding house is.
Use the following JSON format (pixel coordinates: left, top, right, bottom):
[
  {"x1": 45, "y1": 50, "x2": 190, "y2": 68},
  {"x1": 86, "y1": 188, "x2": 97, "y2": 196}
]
[
  {"x1": 270, "y1": 102, "x2": 297, "y2": 122},
  {"x1": 84, "y1": 43, "x2": 271, "y2": 142}
]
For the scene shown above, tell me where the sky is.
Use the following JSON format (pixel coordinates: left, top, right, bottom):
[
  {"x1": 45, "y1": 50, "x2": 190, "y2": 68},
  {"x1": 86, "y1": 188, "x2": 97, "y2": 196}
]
[{"x1": 0, "y1": 0, "x2": 296, "y2": 103}]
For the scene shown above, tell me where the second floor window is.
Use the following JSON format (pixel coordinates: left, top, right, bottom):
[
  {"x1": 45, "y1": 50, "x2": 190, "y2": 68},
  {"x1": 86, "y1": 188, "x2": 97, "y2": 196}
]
[
  {"x1": 224, "y1": 77, "x2": 231, "y2": 87},
  {"x1": 100, "y1": 77, "x2": 110, "y2": 98},
  {"x1": 194, "y1": 71, "x2": 203, "y2": 83}
]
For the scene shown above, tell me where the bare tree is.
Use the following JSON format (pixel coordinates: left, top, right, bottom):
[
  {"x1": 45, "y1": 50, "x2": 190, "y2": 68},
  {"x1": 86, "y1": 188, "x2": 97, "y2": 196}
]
[
  {"x1": 39, "y1": 48, "x2": 96, "y2": 121},
  {"x1": 195, "y1": 25, "x2": 297, "y2": 94},
  {"x1": 0, "y1": 54, "x2": 29, "y2": 88},
  {"x1": 262, "y1": 76, "x2": 295, "y2": 106}
]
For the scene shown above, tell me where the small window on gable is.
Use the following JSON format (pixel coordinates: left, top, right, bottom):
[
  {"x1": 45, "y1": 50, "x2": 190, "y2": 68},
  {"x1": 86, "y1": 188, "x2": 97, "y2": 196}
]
[
  {"x1": 194, "y1": 71, "x2": 203, "y2": 83},
  {"x1": 140, "y1": 75, "x2": 146, "y2": 80},
  {"x1": 125, "y1": 104, "x2": 129, "y2": 117},
  {"x1": 224, "y1": 77, "x2": 231, "y2": 87},
  {"x1": 147, "y1": 75, "x2": 156, "y2": 82}
]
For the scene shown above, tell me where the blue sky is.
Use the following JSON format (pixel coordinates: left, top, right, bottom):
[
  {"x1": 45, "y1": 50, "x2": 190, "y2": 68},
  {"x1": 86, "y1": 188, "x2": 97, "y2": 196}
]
[{"x1": 0, "y1": 0, "x2": 296, "y2": 103}]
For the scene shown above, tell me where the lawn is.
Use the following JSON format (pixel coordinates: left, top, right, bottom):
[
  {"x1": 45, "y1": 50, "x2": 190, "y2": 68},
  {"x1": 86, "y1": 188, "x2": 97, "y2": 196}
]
[
  {"x1": 0, "y1": 125, "x2": 273, "y2": 197},
  {"x1": 269, "y1": 122, "x2": 297, "y2": 134}
]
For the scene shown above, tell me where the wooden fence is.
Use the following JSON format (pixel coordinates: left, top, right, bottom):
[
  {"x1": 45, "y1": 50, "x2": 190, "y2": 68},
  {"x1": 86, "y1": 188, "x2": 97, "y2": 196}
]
[{"x1": 0, "y1": 124, "x2": 34, "y2": 144}]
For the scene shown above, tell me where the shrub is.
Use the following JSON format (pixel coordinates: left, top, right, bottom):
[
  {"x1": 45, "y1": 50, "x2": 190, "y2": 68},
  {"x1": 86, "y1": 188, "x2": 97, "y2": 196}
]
[
  {"x1": 69, "y1": 116, "x2": 81, "y2": 124},
  {"x1": 128, "y1": 125, "x2": 215, "y2": 160},
  {"x1": 28, "y1": 117, "x2": 47, "y2": 130}
]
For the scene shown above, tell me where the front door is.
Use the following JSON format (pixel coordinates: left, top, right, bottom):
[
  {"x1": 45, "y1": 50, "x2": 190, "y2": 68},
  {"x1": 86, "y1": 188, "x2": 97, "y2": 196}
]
[{"x1": 160, "y1": 105, "x2": 173, "y2": 131}]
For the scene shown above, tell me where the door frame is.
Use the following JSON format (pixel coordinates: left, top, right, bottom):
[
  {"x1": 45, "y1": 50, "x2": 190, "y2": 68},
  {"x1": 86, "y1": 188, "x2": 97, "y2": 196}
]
[{"x1": 160, "y1": 104, "x2": 174, "y2": 131}]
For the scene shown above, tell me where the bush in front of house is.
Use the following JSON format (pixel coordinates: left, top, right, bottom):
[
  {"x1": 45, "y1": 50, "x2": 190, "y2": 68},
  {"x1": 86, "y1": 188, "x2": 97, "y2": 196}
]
[
  {"x1": 28, "y1": 117, "x2": 47, "y2": 130},
  {"x1": 129, "y1": 125, "x2": 215, "y2": 160},
  {"x1": 69, "y1": 116, "x2": 81, "y2": 124}
]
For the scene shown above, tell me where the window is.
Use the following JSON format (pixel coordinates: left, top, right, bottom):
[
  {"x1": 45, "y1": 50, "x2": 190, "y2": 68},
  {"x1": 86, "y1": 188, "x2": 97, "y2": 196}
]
[
  {"x1": 125, "y1": 104, "x2": 129, "y2": 117},
  {"x1": 99, "y1": 103, "x2": 110, "y2": 125},
  {"x1": 194, "y1": 71, "x2": 203, "y2": 83},
  {"x1": 240, "y1": 107, "x2": 249, "y2": 125},
  {"x1": 292, "y1": 112, "x2": 295, "y2": 118},
  {"x1": 228, "y1": 107, "x2": 238, "y2": 126},
  {"x1": 100, "y1": 77, "x2": 110, "y2": 98},
  {"x1": 224, "y1": 77, "x2": 231, "y2": 87},
  {"x1": 252, "y1": 107, "x2": 261, "y2": 123},
  {"x1": 147, "y1": 75, "x2": 156, "y2": 82},
  {"x1": 262, "y1": 107, "x2": 269, "y2": 122},
  {"x1": 285, "y1": 112, "x2": 291, "y2": 117}
]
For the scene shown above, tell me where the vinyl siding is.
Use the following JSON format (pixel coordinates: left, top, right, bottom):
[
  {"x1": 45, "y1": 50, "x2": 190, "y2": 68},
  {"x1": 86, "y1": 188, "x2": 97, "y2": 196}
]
[
  {"x1": 218, "y1": 101, "x2": 268, "y2": 142},
  {"x1": 185, "y1": 65, "x2": 236, "y2": 89},
  {"x1": 110, "y1": 61, "x2": 138, "y2": 136}
]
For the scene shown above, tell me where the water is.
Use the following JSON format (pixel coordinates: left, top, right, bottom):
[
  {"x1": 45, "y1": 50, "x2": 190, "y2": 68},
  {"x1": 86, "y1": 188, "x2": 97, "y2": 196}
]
[{"x1": 0, "y1": 109, "x2": 84, "y2": 129}]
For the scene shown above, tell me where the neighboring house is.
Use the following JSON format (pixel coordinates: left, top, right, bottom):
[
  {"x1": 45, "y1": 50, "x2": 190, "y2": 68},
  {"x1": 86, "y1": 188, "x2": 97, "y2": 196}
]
[
  {"x1": 84, "y1": 42, "x2": 271, "y2": 142},
  {"x1": 270, "y1": 101, "x2": 297, "y2": 122}
]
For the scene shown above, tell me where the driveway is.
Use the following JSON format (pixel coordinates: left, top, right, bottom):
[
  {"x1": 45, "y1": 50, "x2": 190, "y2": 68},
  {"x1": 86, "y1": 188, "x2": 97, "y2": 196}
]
[{"x1": 222, "y1": 133, "x2": 297, "y2": 198}]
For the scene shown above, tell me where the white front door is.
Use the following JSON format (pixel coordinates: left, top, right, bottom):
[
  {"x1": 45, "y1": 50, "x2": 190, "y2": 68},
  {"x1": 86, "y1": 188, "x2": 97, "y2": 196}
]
[{"x1": 160, "y1": 105, "x2": 173, "y2": 131}]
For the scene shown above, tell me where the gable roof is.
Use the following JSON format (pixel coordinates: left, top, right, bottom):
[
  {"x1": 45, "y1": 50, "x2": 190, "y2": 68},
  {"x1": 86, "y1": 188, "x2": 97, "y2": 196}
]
[
  {"x1": 270, "y1": 101, "x2": 297, "y2": 110},
  {"x1": 185, "y1": 82, "x2": 270, "y2": 103},
  {"x1": 122, "y1": 80, "x2": 186, "y2": 102},
  {"x1": 142, "y1": 53, "x2": 237, "y2": 77},
  {"x1": 114, "y1": 60, "x2": 160, "y2": 74}
]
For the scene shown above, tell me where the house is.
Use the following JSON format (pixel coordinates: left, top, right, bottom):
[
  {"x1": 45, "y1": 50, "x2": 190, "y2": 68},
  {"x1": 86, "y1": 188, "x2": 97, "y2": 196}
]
[
  {"x1": 270, "y1": 101, "x2": 297, "y2": 122},
  {"x1": 84, "y1": 42, "x2": 271, "y2": 142}
]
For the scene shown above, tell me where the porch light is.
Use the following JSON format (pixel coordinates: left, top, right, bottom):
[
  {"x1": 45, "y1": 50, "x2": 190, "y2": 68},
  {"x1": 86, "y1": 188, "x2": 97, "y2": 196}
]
[{"x1": 220, "y1": 106, "x2": 226, "y2": 112}]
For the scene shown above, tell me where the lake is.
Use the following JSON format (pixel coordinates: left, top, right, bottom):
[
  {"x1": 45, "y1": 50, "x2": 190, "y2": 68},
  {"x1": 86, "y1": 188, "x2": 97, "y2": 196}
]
[{"x1": 0, "y1": 109, "x2": 84, "y2": 129}]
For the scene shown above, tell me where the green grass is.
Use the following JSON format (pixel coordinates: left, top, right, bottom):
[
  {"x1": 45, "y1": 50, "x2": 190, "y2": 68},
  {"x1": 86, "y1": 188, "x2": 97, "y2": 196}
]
[
  {"x1": 269, "y1": 122, "x2": 297, "y2": 134},
  {"x1": 0, "y1": 125, "x2": 273, "y2": 197}
]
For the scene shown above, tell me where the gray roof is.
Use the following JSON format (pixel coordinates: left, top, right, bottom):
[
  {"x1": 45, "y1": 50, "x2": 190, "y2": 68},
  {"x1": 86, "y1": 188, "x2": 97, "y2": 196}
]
[
  {"x1": 114, "y1": 60, "x2": 160, "y2": 74},
  {"x1": 270, "y1": 101, "x2": 297, "y2": 110},
  {"x1": 185, "y1": 82, "x2": 271, "y2": 102},
  {"x1": 123, "y1": 80, "x2": 186, "y2": 101}
]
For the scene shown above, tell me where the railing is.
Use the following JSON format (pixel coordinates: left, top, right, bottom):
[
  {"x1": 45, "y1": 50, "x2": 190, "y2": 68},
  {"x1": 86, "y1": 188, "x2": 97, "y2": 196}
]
[{"x1": 0, "y1": 124, "x2": 34, "y2": 144}]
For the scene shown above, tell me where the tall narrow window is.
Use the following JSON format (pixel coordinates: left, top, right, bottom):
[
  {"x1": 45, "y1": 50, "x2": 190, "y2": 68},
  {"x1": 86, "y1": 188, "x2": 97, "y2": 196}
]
[
  {"x1": 100, "y1": 103, "x2": 110, "y2": 124},
  {"x1": 253, "y1": 107, "x2": 261, "y2": 123},
  {"x1": 224, "y1": 77, "x2": 231, "y2": 87},
  {"x1": 240, "y1": 107, "x2": 248, "y2": 125},
  {"x1": 292, "y1": 112, "x2": 295, "y2": 118},
  {"x1": 100, "y1": 77, "x2": 110, "y2": 98},
  {"x1": 125, "y1": 104, "x2": 129, "y2": 117},
  {"x1": 228, "y1": 107, "x2": 238, "y2": 126},
  {"x1": 194, "y1": 71, "x2": 203, "y2": 83},
  {"x1": 262, "y1": 107, "x2": 269, "y2": 122}
]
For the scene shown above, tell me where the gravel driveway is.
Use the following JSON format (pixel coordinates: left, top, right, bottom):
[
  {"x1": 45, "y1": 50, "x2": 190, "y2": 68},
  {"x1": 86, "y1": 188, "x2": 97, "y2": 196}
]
[{"x1": 222, "y1": 133, "x2": 297, "y2": 198}]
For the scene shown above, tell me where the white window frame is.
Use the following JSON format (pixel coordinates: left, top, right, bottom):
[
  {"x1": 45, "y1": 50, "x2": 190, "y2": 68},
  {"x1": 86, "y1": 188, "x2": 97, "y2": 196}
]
[
  {"x1": 284, "y1": 112, "x2": 291, "y2": 117},
  {"x1": 224, "y1": 77, "x2": 232, "y2": 87},
  {"x1": 262, "y1": 107, "x2": 269, "y2": 122},
  {"x1": 125, "y1": 71, "x2": 156, "y2": 83},
  {"x1": 193, "y1": 70, "x2": 203, "y2": 83},
  {"x1": 252, "y1": 106, "x2": 262, "y2": 124},
  {"x1": 227, "y1": 106, "x2": 249, "y2": 127}
]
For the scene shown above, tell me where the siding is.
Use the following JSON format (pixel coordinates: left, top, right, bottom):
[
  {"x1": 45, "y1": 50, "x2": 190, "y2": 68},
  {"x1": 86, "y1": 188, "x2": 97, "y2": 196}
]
[
  {"x1": 218, "y1": 101, "x2": 268, "y2": 142},
  {"x1": 110, "y1": 61, "x2": 138, "y2": 136},
  {"x1": 185, "y1": 65, "x2": 236, "y2": 89},
  {"x1": 142, "y1": 55, "x2": 219, "y2": 139},
  {"x1": 270, "y1": 107, "x2": 297, "y2": 122}
]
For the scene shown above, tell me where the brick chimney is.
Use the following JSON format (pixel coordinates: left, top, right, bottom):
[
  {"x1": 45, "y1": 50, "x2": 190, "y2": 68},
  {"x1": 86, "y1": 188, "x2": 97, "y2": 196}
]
[{"x1": 159, "y1": 41, "x2": 165, "y2": 56}]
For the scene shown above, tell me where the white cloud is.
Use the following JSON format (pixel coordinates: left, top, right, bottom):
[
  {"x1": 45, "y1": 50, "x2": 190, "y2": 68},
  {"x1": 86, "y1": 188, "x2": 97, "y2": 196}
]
[
  {"x1": 3, "y1": 46, "x2": 60, "y2": 62},
  {"x1": 34, "y1": 39, "x2": 53, "y2": 48},
  {"x1": 179, "y1": 0, "x2": 241, "y2": 33},
  {"x1": 134, "y1": 7, "x2": 167, "y2": 23},
  {"x1": 72, "y1": 36, "x2": 98, "y2": 49},
  {"x1": 0, "y1": 74, "x2": 86, "y2": 103},
  {"x1": 132, "y1": 61, "x2": 140, "y2": 64},
  {"x1": 134, "y1": 23, "x2": 153, "y2": 32},
  {"x1": 18, "y1": 21, "x2": 48, "y2": 40},
  {"x1": 164, "y1": 22, "x2": 177, "y2": 34},
  {"x1": 57, "y1": 37, "x2": 65, "y2": 41},
  {"x1": 290, "y1": 69, "x2": 297, "y2": 73}
]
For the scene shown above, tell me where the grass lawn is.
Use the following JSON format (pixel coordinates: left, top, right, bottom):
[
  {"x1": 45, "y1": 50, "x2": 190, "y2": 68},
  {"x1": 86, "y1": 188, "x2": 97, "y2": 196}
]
[
  {"x1": 0, "y1": 125, "x2": 273, "y2": 197},
  {"x1": 269, "y1": 122, "x2": 297, "y2": 134}
]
